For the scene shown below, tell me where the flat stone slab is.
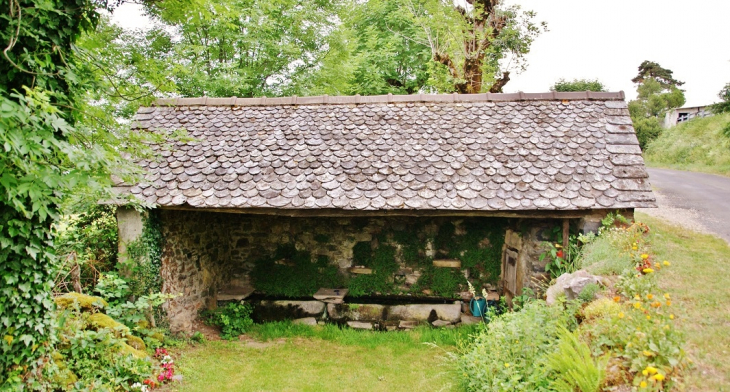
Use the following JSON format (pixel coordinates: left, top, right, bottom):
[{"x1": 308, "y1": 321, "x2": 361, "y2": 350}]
[
  {"x1": 254, "y1": 300, "x2": 326, "y2": 322},
  {"x1": 327, "y1": 303, "x2": 386, "y2": 322},
  {"x1": 398, "y1": 320, "x2": 419, "y2": 330},
  {"x1": 217, "y1": 286, "x2": 255, "y2": 301},
  {"x1": 347, "y1": 321, "x2": 373, "y2": 330},
  {"x1": 349, "y1": 266, "x2": 373, "y2": 275},
  {"x1": 313, "y1": 288, "x2": 348, "y2": 304},
  {"x1": 387, "y1": 303, "x2": 461, "y2": 323}
]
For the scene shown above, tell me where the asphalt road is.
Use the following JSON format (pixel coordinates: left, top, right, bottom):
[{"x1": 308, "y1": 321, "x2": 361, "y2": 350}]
[{"x1": 645, "y1": 168, "x2": 730, "y2": 242}]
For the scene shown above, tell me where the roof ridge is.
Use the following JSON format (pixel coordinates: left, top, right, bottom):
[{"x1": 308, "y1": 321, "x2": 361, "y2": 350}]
[{"x1": 152, "y1": 91, "x2": 626, "y2": 107}]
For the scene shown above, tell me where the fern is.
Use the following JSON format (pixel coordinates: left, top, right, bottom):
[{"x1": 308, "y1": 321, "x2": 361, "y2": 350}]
[{"x1": 546, "y1": 327, "x2": 608, "y2": 392}]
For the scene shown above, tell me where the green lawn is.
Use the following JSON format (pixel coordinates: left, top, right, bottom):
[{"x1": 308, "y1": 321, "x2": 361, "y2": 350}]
[
  {"x1": 166, "y1": 325, "x2": 470, "y2": 392},
  {"x1": 638, "y1": 213, "x2": 730, "y2": 391}
]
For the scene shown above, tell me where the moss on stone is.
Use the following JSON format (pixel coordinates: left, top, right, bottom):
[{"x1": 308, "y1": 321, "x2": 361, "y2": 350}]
[
  {"x1": 55, "y1": 292, "x2": 108, "y2": 311},
  {"x1": 87, "y1": 313, "x2": 129, "y2": 335},
  {"x1": 50, "y1": 351, "x2": 78, "y2": 386},
  {"x1": 125, "y1": 335, "x2": 146, "y2": 351},
  {"x1": 118, "y1": 343, "x2": 149, "y2": 359}
]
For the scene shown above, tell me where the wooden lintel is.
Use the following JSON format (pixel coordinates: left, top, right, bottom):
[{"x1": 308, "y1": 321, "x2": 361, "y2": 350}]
[
  {"x1": 156, "y1": 205, "x2": 611, "y2": 219},
  {"x1": 433, "y1": 259, "x2": 462, "y2": 268}
]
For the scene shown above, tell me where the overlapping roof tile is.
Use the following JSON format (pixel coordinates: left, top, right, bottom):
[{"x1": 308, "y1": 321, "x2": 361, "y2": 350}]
[{"x1": 125, "y1": 92, "x2": 656, "y2": 211}]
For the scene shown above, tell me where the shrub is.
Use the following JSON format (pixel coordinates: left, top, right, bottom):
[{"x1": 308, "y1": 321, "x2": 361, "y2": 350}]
[
  {"x1": 453, "y1": 301, "x2": 577, "y2": 391},
  {"x1": 203, "y1": 302, "x2": 254, "y2": 340}
]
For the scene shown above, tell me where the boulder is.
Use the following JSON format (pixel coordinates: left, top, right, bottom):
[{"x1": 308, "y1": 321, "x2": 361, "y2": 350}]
[
  {"x1": 55, "y1": 293, "x2": 108, "y2": 311},
  {"x1": 545, "y1": 270, "x2": 607, "y2": 305},
  {"x1": 398, "y1": 320, "x2": 419, "y2": 330},
  {"x1": 88, "y1": 313, "x2": 129, "y2": 335},
  {"x1": 327, "y1": 303, "x2": 386, "y2": 322},
  {"x1": 459, "y1": 314, "x2": 482, "y2": 325},
  {"x1": 292, "y1": 317, "x2": 318, "y2": 326}
]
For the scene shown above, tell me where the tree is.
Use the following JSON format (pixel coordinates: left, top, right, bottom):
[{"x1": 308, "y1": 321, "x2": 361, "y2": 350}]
[
  {"x1": 409, "y1": 0, "x2": 547, "y2": 93},
  {"x1": 141, "y1": 0, "x2": 342, "y2": 98},
  {"x1": 709, "y1": 82, "x2": 730, "y2": 114},
  {"x1": 627, "y1": 61, "x2": 685, "y2": 149},
  {"x1": 550, "y1": 78, "x2": 606, "y2": 92},
  {"x1": 631, "y1": 60, "x2": 684, "y2": 89}
]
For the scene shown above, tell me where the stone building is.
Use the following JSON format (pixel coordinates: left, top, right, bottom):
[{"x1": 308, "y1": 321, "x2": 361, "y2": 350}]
[{"x1": 115, "y1": 92, "x2": 655, "y2": 332}]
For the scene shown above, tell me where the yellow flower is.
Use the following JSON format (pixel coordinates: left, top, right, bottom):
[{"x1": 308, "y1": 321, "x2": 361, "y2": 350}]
[
  {"x1": 666, "y1": 300, "x2": 672, "y2": 306},
  {"x1": 646, "y1": 315, "x2": 651, "y2": 320},
  {"x1": 634, "y1": 302, "x2": 642, "y2": 309},
  {"x1": 647, "y1": 294, "x2": 654, "y2": 300},
  {"x1": 642, "y1": 369, "x2": 649, "y2": 376},
  {"x1": 669, "y1": 314, "x2": 675, "y2": 320},
  {"x1": 643, "y1": 350, "x2": 654, "y2": 356},
  {"x1": 663, "y1": 260, "x2": 670, "y2": 266},
  {"x1": 642, "y1": 268, "x2": 654, "y2": 273},
  {"x1": 641, "y1": 253, "x2": 649, "y2": 259},
  {"x1": 653, "y1": 373, "x2": 665, "y2": 382},
  {"x1": 654, "y1": 262, "x2": 661, "y2": 268},
  {"x1": 646, "y1": 366, "x2": 658, "y2": 375},
  {"x1": 664, "y1": 293, "x2": 670, "y2": 299},
  {"x1": 640, "y1": 381, "x2": 647, "y2": 388},
  {"x1": 634, "y1": 294, "x2": 641, "y2": 300},
  {"x1": 504, "y1": 363, "x2": 510, "y2": 368},
  {"x1": 632, "y1": 246, "x2": 638, "y2": 251},
  {"x1": 618, "y1": 312, "x2": 625, "y2": 319}
]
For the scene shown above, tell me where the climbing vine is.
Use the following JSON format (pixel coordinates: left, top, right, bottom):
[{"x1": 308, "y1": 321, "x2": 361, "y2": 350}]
[{"x1": 124, "y1": 210, "x2": 165, "y2": 297}]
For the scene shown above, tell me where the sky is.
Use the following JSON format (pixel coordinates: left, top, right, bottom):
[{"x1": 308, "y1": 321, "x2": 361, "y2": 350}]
[{"x1": 111, "y1": 1, "x2": 730, "y2": 107}]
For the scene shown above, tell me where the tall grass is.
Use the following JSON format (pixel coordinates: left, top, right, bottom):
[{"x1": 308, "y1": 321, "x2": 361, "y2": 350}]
[
  {"x1": 579, "y1": 226, "x2": 638, "y2": 275},
  {"x1": 644, "y1": 113, "x2": 730, "y2": 176},
  {"x1": 248, "y1": 321, "x2": 481, "y2": 348}
]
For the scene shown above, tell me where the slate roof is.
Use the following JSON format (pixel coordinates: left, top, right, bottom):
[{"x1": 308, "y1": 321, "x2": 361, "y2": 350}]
[{"x1": 126, "y1": 92, "x2": 656, "y2": 212}]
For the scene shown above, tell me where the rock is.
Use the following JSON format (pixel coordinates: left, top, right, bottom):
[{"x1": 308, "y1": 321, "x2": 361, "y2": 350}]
[
  {"x1": 387, "y1": 303, "x2": 461, "y2": 323},
  {"x1": 172, "y1": 375, "x2": 184, "y2": 382},
  {"x1": 347, "y1": 321, "x2": 373, "y2": 330},
  {"x1": 431, "y1": 320, "x2": 452, "y2": 327},
  {"x1": 292, "y1": 317, "x2": 317, "y2": 326},
  {"x1": 254, "y1": 300, "x2": 326, "y2": 321},
  {"x1": 55, "y1": 293, "x2": 107, "y2": 311},
  {"x1": 125, "y1": 335, "x2": 146, "y2": 351},
  {"x1": 398, "y1": 320, "x2": 419, "y2": 330},
  {"x1": 460, "y1": 314, "x2": 482, "y2": 325},
  {"x1": 327, "y1": 303, "x2": 386, "y2": 322},
  {"x1": 545, "y1": 270, "x2": 606, "y2": 305},
  {"x1": 88, "y1": 313, "x2": 129, "y2": 335}
]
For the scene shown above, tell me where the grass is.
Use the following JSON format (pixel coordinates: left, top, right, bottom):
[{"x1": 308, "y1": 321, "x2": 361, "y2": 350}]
[
  {"x1": 637, "y1": 212, "x2": 730, "y2": 391},
  {"x1": 166, "y1": 324, "x2": 479, "y2": 391},
  {"x1": 644, "y1": 113, "x2": 730, "y2": 176}
]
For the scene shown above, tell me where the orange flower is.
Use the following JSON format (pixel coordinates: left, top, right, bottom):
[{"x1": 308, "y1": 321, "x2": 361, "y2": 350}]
[
  {"x1": 613, "y1": 296, "x2": 621, "y2": 302},
  {"x1": 647, "y1": 294, "x2": 654, "y2": 300}
]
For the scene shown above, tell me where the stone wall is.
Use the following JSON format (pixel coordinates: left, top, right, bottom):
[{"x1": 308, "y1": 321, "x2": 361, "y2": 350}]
[{"x1": 157, "y1": 211, "x2": 509, "y2": 332}]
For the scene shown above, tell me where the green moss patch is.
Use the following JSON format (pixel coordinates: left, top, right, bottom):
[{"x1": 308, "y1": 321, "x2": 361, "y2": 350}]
[{"x1": 55, "y1": 292, "x2": 108, "y2": 311}]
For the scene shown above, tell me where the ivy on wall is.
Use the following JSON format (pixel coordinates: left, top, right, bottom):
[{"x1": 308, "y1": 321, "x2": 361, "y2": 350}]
[
  {"x1": 124, "y1": 210, "x2": 164, "y2": 297},
  {"x1": 249, "y1": 218, "x2": 507, "y2": 299}
]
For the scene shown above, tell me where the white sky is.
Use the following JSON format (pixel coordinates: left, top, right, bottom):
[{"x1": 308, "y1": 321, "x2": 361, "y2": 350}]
[{"x1": 111, "y1": 1, "x2": 730, "y2": 107}]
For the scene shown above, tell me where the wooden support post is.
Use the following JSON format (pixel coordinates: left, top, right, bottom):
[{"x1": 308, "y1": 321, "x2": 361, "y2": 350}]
[{"x1": 562, "y1": 219, "x2": 569, "y2": 249}]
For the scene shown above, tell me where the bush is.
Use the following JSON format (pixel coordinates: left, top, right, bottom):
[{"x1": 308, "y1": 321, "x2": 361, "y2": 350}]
[
  {"x1": 203, "y1": 302, "x2": 254, "y2": 340},
  {"x1": 453, "y1": 301, "x2": 577, "y2": 391},
  {"x1": 546, "y1": 327, "x2": 608, "y2": 392}
]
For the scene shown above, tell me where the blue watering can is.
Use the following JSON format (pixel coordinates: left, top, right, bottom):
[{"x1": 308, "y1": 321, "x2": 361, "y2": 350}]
[{"x1": 470, "y1": 297, "x2": 487, "y2": 317}]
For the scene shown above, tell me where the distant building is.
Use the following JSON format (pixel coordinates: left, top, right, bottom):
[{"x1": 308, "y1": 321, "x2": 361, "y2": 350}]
[{"x1": 663, "y1": 105, "x2": 713, "y2": 128}]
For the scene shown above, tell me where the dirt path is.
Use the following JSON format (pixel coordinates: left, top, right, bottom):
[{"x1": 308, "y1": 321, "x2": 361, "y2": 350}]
[{"x1": 638, "y1": 168, "x2": 730, "y2": 243}]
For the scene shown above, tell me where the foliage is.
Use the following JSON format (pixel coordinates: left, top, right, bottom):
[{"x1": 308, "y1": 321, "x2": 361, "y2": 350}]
[
  {"x1": 55, "y1": 205, "x2": 119, "y2": 292},
  {"x1": 348, "y1": 244, "x2": 399, "y2": 296},
  {"x1": 709, "y1": 82, "x2": 730, "y2": 114},
  {"x1": 124, "y1": 211, "x2": 165, "y2": 297},
  {"x1": 580, "y1": 222, "x2": 647, "y2": 276},
  {"x1": 202, "y1": 302, "x2": 254, "y2": 340},
  {"x1": 550, "y1": 78, "x2": 606, "y2": 92},
  {"x1": 631, "y1": 61, "x2": 685, "y2": 89},
  {"x1": 628, "y1": 62, "x2": 686, "y2": 150},
  {"x1": 94, "y1": 273, "x2": 132, "y2": 307},
  {"x1": 644, "y1": 112, "x2": 730, "y2": 176},
  {"x1": 453, "y1": 301, "x2": 578, "y2": 391},
  {"x1": 546, "y1": 327, "x2": 608, "y2": 392},
  {"x1": 577, "y1": 283, "x2": 602, "y2": 303},
  {"x1": 540, "y1": 241, "x2": 579, "y2": 279},
  {"x1": 140, "y1": 0, "x2": 341, "y2": 98},
  {"x1": 251, "y1": 244, "x2": 344, "y2": 297},
  {"x1": 51, "y1": 309, "x2": 154, "y2": 391}
]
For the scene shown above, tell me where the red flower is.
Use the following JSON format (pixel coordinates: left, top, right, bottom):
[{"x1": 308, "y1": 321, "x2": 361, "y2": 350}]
[{"x1": 556, "y1": 250, "x2": 564, "y2": 258}]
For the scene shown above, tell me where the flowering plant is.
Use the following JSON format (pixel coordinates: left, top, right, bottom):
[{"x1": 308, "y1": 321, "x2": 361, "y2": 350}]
[{"x1": 140, "y1": 348, "x2": 176, "y2": 388}]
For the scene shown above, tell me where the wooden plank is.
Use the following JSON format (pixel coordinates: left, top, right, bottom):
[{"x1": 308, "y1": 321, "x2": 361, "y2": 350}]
[
  {"x1": 349, "y1": 266, "x2": 373, "y2": 275},
  {"x1": 433, "y1": 259, "x2": 461, "y2": 268},
  {"x1": 313, "y1": 288, "x2": 348, "y2": 304},
  {"x1": 562, "y1": 219, "x2": 570, "y2": 249}
]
